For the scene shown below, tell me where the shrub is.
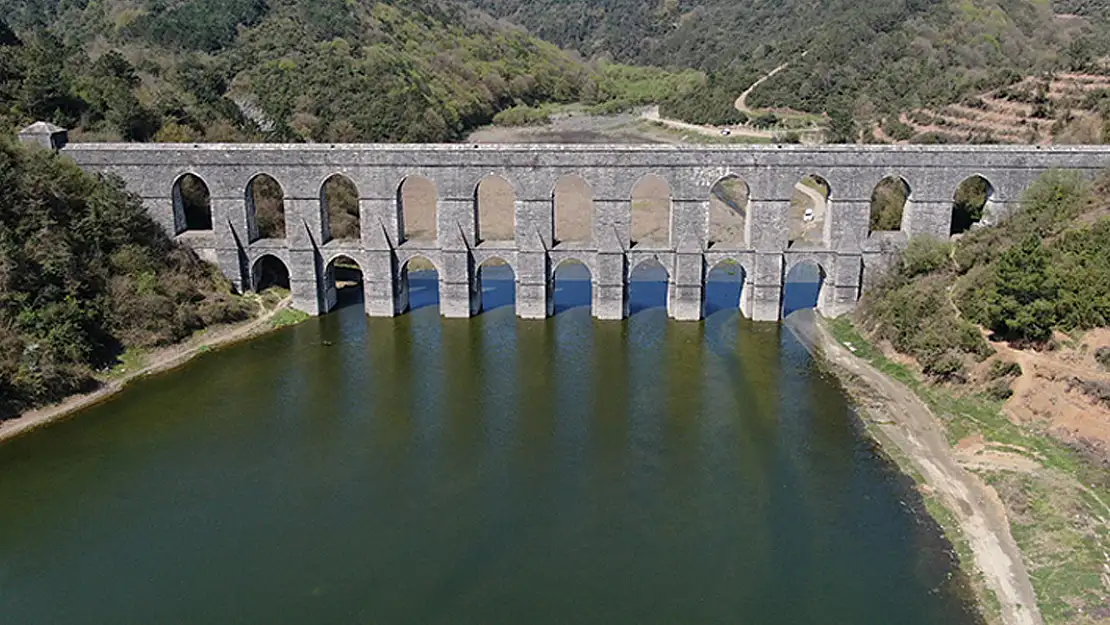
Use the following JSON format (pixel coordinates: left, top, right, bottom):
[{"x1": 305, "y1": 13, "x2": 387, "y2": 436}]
[
  {"x1": 1096, "y1": 347, "x2": 1110, "y2": 371},
  {"x1": 900, "y1": 236, "x2": 951, "y2": 278},
  {"x1": 983, "y1": 236, "x2": 1058, "y2": 343},
  {"x1": 882, "y1": 118, "x2": 915, "y2": 141},
  {"x1": 492, "y1": 105, "x2": 550, "y2": 127},
  {"x1": 985, "y1": 377, "x2": 1014, "y2": 400},
  {"x1": 989, "y1": 359, "x2": 1023, "y2": 379}
]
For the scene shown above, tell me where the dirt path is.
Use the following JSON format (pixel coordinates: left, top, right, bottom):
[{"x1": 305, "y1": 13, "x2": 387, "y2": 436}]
[
  {"x1": 734, "y1": 61, "x2": 792, "y2": 114},
  {"x1": 790, "y1": 312, "x2": 1043, "y2": 625},
  {"x1": 0, "y1": 297, "x2": 294, "y2": 445},
  {"x1": 639, "y1": 105, "x2": 777, "y2": 140},
  {"x1": 793, "y1": 179, "x2": 827, "y2": 214}
]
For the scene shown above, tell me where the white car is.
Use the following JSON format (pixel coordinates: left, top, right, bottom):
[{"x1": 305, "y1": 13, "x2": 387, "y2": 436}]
[{"x1": 803, "y1": 208, "x2": 815, "y2": 222}]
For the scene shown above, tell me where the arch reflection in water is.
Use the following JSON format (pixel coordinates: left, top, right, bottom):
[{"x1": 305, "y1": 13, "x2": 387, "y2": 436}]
[
  {"x1": 477, "y1": 259, "x2": 516, "y2": 313},
  {"x1": 0, "y1": 301, "x2": 981, "y2": 625},
  {"x1": 783, "y1": 260, "x2": 826, "y2": 317},
  {"x1": 401, "y1": 256, "x2": 440, "y2": 312},
  {"x1": 552, "y1": 259, "x2": 591, "y2": 314},
  {"x1": 628, "y1": 257, "x2": 669, "y2": 315},
  {"x1": 704, "y1": 260, "x2": 746, "y2": 318}
]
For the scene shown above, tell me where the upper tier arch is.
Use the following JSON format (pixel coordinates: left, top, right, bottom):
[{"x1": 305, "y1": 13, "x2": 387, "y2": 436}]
[{"x1": 60, "y1": 141, "x2": 1110, "y2": 322}]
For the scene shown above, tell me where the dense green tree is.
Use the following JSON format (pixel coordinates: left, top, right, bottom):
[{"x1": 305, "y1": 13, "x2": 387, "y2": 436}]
[{"x1": 985, "y1": 236, "x2": 1059, "y2": 342}]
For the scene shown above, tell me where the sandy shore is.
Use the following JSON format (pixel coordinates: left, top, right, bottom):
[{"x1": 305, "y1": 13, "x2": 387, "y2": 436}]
[
  {"x1": 788, "y1": 311, "x2": 1043, "y2": 625},
  {"x1": 0, "y1": 298, "x2": 294, "y2": 446}
]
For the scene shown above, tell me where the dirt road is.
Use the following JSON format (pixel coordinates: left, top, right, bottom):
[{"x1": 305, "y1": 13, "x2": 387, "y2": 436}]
[
  {"x1": 639, "y1": 105, "x2": 778, "y2": 140},
  {"x1": 789, "y1": 311, "x2": 1044, "y2": 625},
  {"x1": 734, "y1": 62, "x2": 792, "y2": 114}
]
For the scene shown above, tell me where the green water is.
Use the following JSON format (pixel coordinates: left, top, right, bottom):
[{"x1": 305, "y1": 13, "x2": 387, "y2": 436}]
[{"x1": 0, "y1": 271, "x2": 981, "y2": 624}]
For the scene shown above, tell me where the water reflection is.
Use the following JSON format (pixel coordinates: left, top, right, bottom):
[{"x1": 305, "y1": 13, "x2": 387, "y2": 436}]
[
  {"x1": 0, "y1": 271, "x2": 982, "y2": 625},
  {"x1": 552, "y1": 260, "x2": 591, "y2": 313},
  {"x1": 629, "y1": 259, "x2": 669, "y2": 314}
]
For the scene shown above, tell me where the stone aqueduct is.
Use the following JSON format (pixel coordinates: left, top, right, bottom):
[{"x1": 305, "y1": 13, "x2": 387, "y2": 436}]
[{"x1": 54, "y1": 140, "x2": 1110, "y2": 322}]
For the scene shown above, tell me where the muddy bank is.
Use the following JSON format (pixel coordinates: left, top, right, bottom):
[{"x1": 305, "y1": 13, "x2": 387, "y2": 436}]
[{"x1": 785, "y1": 310, "x2": 1043, "y2": 625}]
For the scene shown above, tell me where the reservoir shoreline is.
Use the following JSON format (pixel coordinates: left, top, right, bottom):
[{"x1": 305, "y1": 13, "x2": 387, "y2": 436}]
[
  {"x1": 787, "y1": 311, "x2": 1042, "y2": 625},
  {"x1": 0, "y1": 297, "x2": 297, "y2": 446},
  {"x1": 2, "y1": 294, "x2": 1038, "y2": 625}
]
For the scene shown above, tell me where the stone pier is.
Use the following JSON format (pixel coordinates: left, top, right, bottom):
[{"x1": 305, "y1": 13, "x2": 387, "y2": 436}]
[{"x1": 51, "y1": 138, "x2": 1110, "y2": 321}]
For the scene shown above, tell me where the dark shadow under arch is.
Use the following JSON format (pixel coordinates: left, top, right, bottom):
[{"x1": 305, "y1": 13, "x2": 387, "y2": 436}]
[
  {"x1": 252, "y1": 254, "x2": 290, "y2": 292},
  {"x1": 952, "y1": 175, "x2": 993, "y2": 236},
  {"x1": 629, "y1": 257, "x2": 669, "y2": 315},
  {"x1": 705, "y1": 260, "x2": 746, "y2": 317},
  {"x1": 326, "y1": 254, "x2": 364, "y2": 311},
  {"x1": 401, "y1": 255, "x2": 440, "y2": 313},
  {"x1": 553, "y1": 259, "x2": 592, "y2": 314},
  {"x1": 782, "y1": 260, "x2": 826, "y2": 317},
  {"x1": 174, "y1": 173, "x2": 212, "y2": 232},
  {"x1": 477, "y1": 258, "x2": 516, "y2": 312}
]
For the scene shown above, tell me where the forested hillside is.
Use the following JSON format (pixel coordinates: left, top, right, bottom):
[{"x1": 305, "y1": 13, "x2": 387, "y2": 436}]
[
  {"x1": 859, "y1": 171, "x2": 1110, "y2": 379},
  {"x1": 0, "y1": 0, "x2": 638, "y2": 142},
  {"x1": 471, "y1": 0, "x2": 1110, "y2": 135},
  {"x1": 0, "y1": 140, "x2": 250, "y2": 418}
]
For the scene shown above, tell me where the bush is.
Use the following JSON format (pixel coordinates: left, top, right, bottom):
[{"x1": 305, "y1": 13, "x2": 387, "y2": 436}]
[
  {"x1": 989, "y1": 359, "x2": 1023, "y2": 379},
  {"x1": 900, "y1": 236, "x2": 951, "y2": 278},
  {"x1": 983, "y1": 236, "x2": 1058, "y2": 343},
  {"x1": 881, "y1": 118, "x2": 915, "y2": 141},
  {"x1": 492, "y1": 105, "x2": 551, "y2": 127},
  {"x1": 1096, "y1": 347, "x2": 1110, "y2": 371},
  {"x1": 985, "y1": 377, "x2": 1014, "y2": 401}
]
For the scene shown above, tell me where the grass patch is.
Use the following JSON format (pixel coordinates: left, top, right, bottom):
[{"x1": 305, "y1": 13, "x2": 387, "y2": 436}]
[
  {"x1": 270, "y1": 308, "x2": 310, "y2": 329},
  {"x1": 104, "y1": 348, "x2": 149, "y2": 379},
  {"x1": 828, "y1": 315, "x2": 1110, "y2": 625}
]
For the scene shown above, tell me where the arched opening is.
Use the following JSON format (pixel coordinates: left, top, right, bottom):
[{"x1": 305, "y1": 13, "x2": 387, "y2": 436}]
[
  {"x1": 401, "y1": 256, "x2": 440, "y2": 312},
  {"x1": 475, "y1": 175, "x2": 515, "y2": 243},
  {"x1": 252, "y1": 254, "x2": 290, "y2": 292},
  {"x1": 787, "y1": 175, "x2": 830, "y2": 247},
  {"x1": 173, "y1": 173, "x2": 212, "y2": 232},
  {"x1": 398, "y1": 176, "x2": 437, "y2": 243},
  {"x1": 628, "y1": 257, "x2": 669, "y2": 315},
  {"x1": 553, "y1": 175, "x2": 593, "y2": 244},
  {"x1": 477, "y1": 258, "x2": 515, "y2": 312},
  {"x1": 322, "y1": 175, "x2": 360, "y2": 241},
  {"x1": 325, "y1": 254, "x2": 364, "y2": 311},
  {"x1": 552, "y1": 259, "x2": 592, "y2": 314},
  {"x1": 869, "y1": 176, "x2": 909, "y2": 232},
  {"x1": 782, "y1": 260, "x2": 826, "y2": 317},
  {"x1": 951, "y1": 175, "x2": 993, "y2": 236},
  {"x1": 705, "y1": 260, "x2": 746, "y2": 317},
  {"x1": 630, "y1": 174, "x2": 671, "y2": 246},
  {"x1": 708, "y1": 175, "x2": 750, "y2": 247},
  {"x1": 246, "y1": 174, "x2": 285, "y2": 241}
]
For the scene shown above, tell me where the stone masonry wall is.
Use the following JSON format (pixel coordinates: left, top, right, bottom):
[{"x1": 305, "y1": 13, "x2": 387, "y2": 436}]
[{"x1": 60, "y1": 142, "x2": 1110, "y2": 321}]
